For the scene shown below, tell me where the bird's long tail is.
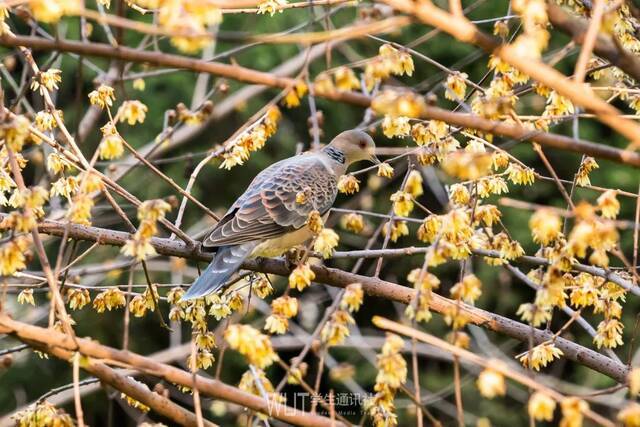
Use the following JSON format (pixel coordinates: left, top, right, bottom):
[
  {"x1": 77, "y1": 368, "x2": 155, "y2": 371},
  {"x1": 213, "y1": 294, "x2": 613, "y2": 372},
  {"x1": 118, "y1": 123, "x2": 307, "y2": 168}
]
[{"x1": 181, "y1": 242, "x2": 257, "y2": 301}]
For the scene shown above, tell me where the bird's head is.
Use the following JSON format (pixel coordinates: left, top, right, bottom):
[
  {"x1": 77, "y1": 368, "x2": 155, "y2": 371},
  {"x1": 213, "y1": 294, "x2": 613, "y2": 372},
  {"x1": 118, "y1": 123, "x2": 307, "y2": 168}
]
[{"x1": 324, "y1": 129, "x2": 379, "y2": 166}]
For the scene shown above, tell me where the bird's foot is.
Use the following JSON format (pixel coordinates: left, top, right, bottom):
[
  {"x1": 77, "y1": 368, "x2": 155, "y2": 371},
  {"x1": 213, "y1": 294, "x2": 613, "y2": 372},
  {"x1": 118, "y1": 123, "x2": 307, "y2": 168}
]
[{"x1": 284, "y1": 245, "x2": 308, "y2": 267}]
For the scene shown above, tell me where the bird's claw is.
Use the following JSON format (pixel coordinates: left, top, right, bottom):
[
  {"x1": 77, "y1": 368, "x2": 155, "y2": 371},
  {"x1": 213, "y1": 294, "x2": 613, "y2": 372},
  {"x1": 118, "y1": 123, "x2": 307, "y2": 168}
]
[{"x1": 284, "y1": 246, "x2": 308, "y2": 268}]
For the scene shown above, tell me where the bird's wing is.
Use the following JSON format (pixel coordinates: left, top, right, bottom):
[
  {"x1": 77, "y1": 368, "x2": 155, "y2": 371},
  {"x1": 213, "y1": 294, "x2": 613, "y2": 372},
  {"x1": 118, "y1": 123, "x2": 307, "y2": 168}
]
[{"x1": 203, "y1": 154, "x2": 337, "y2": 247}]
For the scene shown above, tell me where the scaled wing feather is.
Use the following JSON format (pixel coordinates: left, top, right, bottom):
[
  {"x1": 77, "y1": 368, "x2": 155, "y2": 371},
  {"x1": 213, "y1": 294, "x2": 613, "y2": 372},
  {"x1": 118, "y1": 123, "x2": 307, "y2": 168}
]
[{"x1": 203, "y1": 154, "x2": 337, "y2": 247}]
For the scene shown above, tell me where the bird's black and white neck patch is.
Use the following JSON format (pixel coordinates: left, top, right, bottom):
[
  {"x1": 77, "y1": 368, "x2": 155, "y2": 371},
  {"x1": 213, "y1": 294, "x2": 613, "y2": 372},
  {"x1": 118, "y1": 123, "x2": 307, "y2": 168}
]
[{"x1": 324, "y1": 146, "x2": 345, "y2": 164}]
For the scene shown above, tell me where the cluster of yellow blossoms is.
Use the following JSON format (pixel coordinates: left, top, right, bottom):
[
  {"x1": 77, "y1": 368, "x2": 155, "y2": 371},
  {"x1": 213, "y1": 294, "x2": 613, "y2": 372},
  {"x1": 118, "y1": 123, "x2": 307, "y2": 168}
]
[
  {"x1": 121, "y1": 199, "x2": 171, "y2": 261},
  {"x1": 224, "y1": 323, "x2": 278, "y2": 369},
  {"x1": 320, "y1": 283, "x2": 363, "y2": 346},
  {"x1": 264, "y1": 295, "x2": 298, "y2": 335},
  {"x1": 14, "y1": 400, "x2": 74, "y2": 427},
  {"x1": 220, "y1": 106, "x2": 281, "y2": 169},
  {"x1": 365, "y1": 333, "x2": 406, "y2": 427}
]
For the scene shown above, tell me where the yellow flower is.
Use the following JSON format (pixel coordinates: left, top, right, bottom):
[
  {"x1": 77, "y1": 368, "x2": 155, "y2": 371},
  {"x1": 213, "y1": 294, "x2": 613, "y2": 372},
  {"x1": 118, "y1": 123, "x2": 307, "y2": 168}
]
[
  {"x1": 287, "y1": 364, "x2": 308, "y2": 385},
  {"x1": 289, "y1": 263, "x2": 315, "y2": 291},
  {"x1": 283, "y1": 89, "x2": 301, "y2": 108},
  {"x1": 445, "y1": 72, "x2": 468, "y2": 101},
  {"x1": 506, "y1": 163, "x2": 535, "y2": 185},
  {"x1": 619, "y1": 403, "x2": 640, "y2": 427},
  {"x1": 478, "y1": 176, "x2": 509, "y2": 198},
  {"x1": 377, "y1": 163, "x2": 394, "y2": 178},
  {"x1": 473, "y1": 204, "x2": 502, "y2": 227},
  {"x1": 443, "y1": 304, "x2": 470, "y2": 330},
  {"x1": 264, "y1": 314, "x2": 289, "y2": 334},
  {"x1": 128, "y1": 294, "x2": 149, "y2": 318},
  {"x1": 529, "y1": 208, "x2": 562, "y2": 246},
  {"x1": 379, "y1": 44, "x2": 413, "y2": 76},
  {"x1": 382, "y1": 115, "x2": 411, "y2": 138},
  {"x1": 224, "y1": 324, "x2": 278, "y2": 368},
  {"x1": 341, "y1": 213, "x2": 364, "y2": 234},
  {"x1": 67, "y1": 193, "x2": 94, "y2": 226},
  {"x1": 570, "y1": 273, "x2": 599, "y2": 308},
  {"x1": 447, "y1": 331, "x2": 470, "y2": 349},
  {"x1": 450, "y1": 274, "x2": 482, "y2": 304},
  {"x1": 80, "y1": 171, "x2": 104, "y2": 193},
  {"x1": 449, "y1": 183, "x2": 470, "y2": 206},
  {"x1": 138, "y1": 199, "x2": 171, "y2": 221},
  {"x1": 47, "y1": 153, "x2": 74, "y2": 174},
  {"x1": 0, "y1": 237, "x2": 29, "y2": 276},
  {"x1": 118, "y1": 100, "x2": 148, "y2": 125},
  {"x1": 295, "y1": 191, "x2": 307, "y2": 204},
  {"x1": 30, "y1": 68, "x2": 62, "y2": 94},
  {"x1": 403, "y1": 170, "x2": 423, "y2": 197},
  {"x1": 238, "y1": 369, "x2": 283, "y2": 404},
  {"x1": 442, "y1": 151, "x2": 492, "y2": 180},
  {"x1": 257, "y1": 0, "x2": 287, "y2": 16},
  {"x1": 99, "y1": 133, "x2": 124, "y2": 160},
  {"x1": 383, "y1": 220, "x2": 409, "y2": 242},
  {"x1": 219, "y1": 149, "x2": 246, "y2": 170},
  {"x1": 390, "y1": 191, "x2": 414, "y2": 217},
  {"x1": 594, "y1": 318, "x2": 624, "y2": 348},
  {"x1": 597, "y1": 190, "x2": 620, "y2": 219},
  {"x1": 195, "y1": 331, "x2": 216, "y2": 351},
  {"x1": 313, "y1": 72, "x2": 335, "y2": 95},
  {"x1": 3, "y1": 115, "x2": 31, "y2": 152},
  {"x1": 517, "y1": 303, "x2": 552, "y2": 327},
  {"x1": 205, "y1": 294, "x2": 231, "y2": 320},
  {"x1": 528, "y1": 392, "x2": 556, "y2": 421},
  {"x1": 35, "y1": 111, "x2": 57, "y2": 131},
  {"x1": 88, "y1": 84, "x2": 116, "y2": 109},
  {"x1": 544, "y1": 90, "x2": 575, "y2": 120},
  {"x1": 92, "y1": 288, "x2": 126, "y2": 313},
  {"x1": 491, "y1": 151, "x2": 510, "y2": 170},
  {"x1": 375, "y1": 333, "x2": 407, "y2": 389},
  {"x1": 560, "y1": 397, "x2": 588, "y2": 427},
  {"x1": 132, "y1": 78, "x2": 145, "y2": 91},
  {"x1": 340, "y1": 283, "x2": 363, "y2": 312},
  {"x1": 417, "y1": 215, "x2": 441, "y2": 243},
  {"x1": 17, "y1": 288, "x2": 35, "y2": 306},
  {"x1": 15, "y1": 401, "x2": 74, "y2": 427},
  {"x1": 518, "y1": 342, "x2": 563, "y2": 370},
  {"x1": 407, "y1": 268, "x2": 440, "y2": 292},
  {"x1": 66, "y1": 288, "x2": 90, "y2": 310},
  {"x1": 269, "y1": 296, "x2": 297, "y2": 320},
  {"x1": 575, "y1": 157, "x2": 598, "y2": 187},
  {"x1": 252, "y1": 275, "x2": 274, "y2": 298},
  {"x1": 337, "y1": 174, "x2": 360, "y2": 194},
  {"x1": 306, "y1": 210, "x2": 323, "y2": 234},
  {"x1": 186, "y1": 349, "x2": 215, "y2": 370},
  {"x1": 334, "y1": 66, "x2": 360, "y2": 91},
  {"x1": 121, "y1": 384, "x2": 150, "y2": 413},
  {"x1": 476, "y1": 368, "x2": 506, "y2": 399},
  {"x1": 320, "y1": 310, "x2": 354, "y2": 346},
  {"x1": 314, "y1": 228, "x2": 339, "y2": 258},
  {"x1": 50, "y1": 176, "x2": 79, "y2": 200}
]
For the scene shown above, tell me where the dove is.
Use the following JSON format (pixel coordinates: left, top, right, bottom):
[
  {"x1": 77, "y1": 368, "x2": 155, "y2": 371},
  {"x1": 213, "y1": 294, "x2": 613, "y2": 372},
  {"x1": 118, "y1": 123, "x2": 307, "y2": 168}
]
[{"x1": 181, "y1": 129, "x2": 378, "y2": 301}]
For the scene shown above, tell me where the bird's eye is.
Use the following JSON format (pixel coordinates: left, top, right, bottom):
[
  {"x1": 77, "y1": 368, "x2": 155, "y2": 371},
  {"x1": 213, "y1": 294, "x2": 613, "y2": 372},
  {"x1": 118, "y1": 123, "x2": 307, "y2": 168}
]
[{"x1": 359, "y1": 141, "x2": 367, "y2": 148}]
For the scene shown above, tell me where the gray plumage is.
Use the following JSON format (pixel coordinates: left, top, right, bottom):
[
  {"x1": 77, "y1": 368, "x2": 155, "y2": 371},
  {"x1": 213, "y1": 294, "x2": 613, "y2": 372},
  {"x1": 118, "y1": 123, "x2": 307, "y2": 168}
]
[{"x1": 182, "y1": 130, "x2": 378, "y2": 301}]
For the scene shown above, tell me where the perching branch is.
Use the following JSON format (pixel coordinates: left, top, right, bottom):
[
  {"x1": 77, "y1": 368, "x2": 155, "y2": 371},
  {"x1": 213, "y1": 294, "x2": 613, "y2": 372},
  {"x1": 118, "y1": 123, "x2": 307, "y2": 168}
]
[{"x1": 15, "y1": 215, "x2": 630, "y2": 384}]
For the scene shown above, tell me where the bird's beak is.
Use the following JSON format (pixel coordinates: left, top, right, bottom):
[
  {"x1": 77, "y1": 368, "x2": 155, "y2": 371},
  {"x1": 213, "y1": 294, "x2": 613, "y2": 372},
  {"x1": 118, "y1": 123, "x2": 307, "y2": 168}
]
[{"x1": 368, "y1": 148, "x2": 380, "y2": 164}]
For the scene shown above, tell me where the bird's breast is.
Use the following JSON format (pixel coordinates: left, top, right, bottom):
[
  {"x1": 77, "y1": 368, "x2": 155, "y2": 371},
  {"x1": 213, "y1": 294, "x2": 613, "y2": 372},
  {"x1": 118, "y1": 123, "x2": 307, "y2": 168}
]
[{"x1": 250, "y1": 225, "x2": 316, "y2": 258}]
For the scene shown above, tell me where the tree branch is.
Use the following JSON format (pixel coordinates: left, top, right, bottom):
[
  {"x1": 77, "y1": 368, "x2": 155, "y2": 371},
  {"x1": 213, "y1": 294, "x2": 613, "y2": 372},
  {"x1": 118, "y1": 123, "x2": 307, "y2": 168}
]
[
  {"x1": 13, "y1": 215, "x2": 630, "y2": 384},
  {"x1": 0, "y1": 315, "x2": 343, "y2": 427},
  {"x1": 2, "y1": 34, "x2": 640, "y2": 166}
]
